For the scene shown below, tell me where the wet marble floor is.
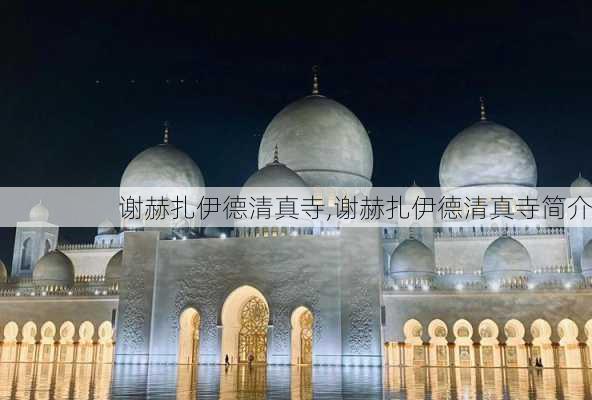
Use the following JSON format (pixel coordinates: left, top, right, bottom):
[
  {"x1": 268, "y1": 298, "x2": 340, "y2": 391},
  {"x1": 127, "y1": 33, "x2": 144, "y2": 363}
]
[{"x1": 0, "y1": 362, "x2": 591, "y2": 399}]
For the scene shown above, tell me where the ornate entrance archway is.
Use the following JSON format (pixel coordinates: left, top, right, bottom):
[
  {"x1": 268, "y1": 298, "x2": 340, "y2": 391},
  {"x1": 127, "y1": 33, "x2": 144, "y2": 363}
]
[{"x1": 220, "y1": 285, "x2": 270, "y2": 365}]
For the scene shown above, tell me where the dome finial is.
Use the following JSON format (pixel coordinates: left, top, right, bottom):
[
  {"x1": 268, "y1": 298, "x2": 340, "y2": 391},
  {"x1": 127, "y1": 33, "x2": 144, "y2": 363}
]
[
  {"x1": 479, "y1": 96, "x2": 487, "y2": 121},
  {"x1": 312, "y1": 65, "x2": 320, "y2": 95},
  {"x1": 163, "y1": 121, "x2": 170, "y2": 144},
  {"x1": 273, "y1": 144, "x2": 279, "y2": 163}
]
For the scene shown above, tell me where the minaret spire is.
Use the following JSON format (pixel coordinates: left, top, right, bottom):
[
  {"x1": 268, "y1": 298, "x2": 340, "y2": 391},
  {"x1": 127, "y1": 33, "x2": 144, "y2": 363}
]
[
  {"x1": 479, "y1": 96, "x2": 487, "y2": 121},
  {"x1": 312, "y1": 65, "x2": 320, "y2": 95},
  {"x1": 163, "y1": 121, "x2": 169, "y2": 144}
]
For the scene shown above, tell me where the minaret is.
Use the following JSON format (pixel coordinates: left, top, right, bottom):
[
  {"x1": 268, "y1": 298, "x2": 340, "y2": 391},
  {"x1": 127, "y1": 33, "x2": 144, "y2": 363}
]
[
  {"x1": 480, "y1": 96, "x2": 487, "y2": 121},
  {"x1": 11, "y1": 202, "x2": 58, "y2": 277},
  {"x1": 312, "y1": 65, "x2": 320, "y2": 95}
]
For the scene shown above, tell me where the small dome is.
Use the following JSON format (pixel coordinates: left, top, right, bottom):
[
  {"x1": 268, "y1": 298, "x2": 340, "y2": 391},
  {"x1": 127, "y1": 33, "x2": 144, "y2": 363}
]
[
  {"x1": 570, "y1": 173, "x2": 592, "y2": 198},
  {"x1": 258, "y1": 95, "x2": 373, "y2": 187},
  {"x1": 439, "y1": 120, "x2": 537, "y2": 189},
  {"x1": 245, "y1": 148, "x2": 309, "y2": 188},
  {"x1": 404, "y1": 182, "x2": 425, "y2": 205},
  {"x1": 390, "y1": 239, "x2": 435, "y2": 275},
  {"x1": 483, "y1": 236, "x2": 531, "y2": 276},
  {"x1": 105, "y1": 250, "x2": 122, "y2": 282},
  {"x1": 29, "y1": 202, "x2": 49, "y2": 222},
  {"x1": 33, "y1": 250, "x2": 74, "y2": 286},
  {"x1": 98, "y1": 219, "x2": 116, "y2": 235},
  {"x1": 0, "y1": 260, "x2": 7, "y2": 283}
]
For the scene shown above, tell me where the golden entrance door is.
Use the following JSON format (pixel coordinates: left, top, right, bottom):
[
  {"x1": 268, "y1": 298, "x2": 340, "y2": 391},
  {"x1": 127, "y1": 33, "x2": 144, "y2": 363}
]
[
  {"x1": 300, "y1": 310, "x2": 313, "y2": 365},
  {"x1": 238, "y1": 297, "x2": 269, "y2": 363}
]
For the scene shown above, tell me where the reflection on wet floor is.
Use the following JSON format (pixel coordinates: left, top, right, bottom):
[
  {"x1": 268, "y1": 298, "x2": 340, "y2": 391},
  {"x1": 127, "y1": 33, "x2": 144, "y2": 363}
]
[
  {"x1": 384, "y1": 366, "x2": 592, "y2": 400},
  {"x1": 0, "y1": 362, "x2": 592, "y2": 399},
  {"x1": 0, "y1": 362, "x2": 112, "y2": 400}
]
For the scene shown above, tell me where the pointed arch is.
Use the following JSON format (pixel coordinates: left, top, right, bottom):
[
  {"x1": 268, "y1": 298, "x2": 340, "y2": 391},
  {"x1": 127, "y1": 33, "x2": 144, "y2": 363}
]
[
  {"x1": 291, "y1": 306, "x2": 314, "y2": 365},
  {"x1": 504, "y1": 319, "x2": 527, "y2": 367},
  {"x1": 453, "y1": 319, "x2": 474, "y2": 366},
  {"x1": 97, "y1": 321, "x2": 114, "y2": 364},
  {"x1": 57, "y1": 321, "x2": 75, "y2": 362},
  {"x1": 403, "y1": 319, "x2": 423, "y2": 341},
  {"x1": 98, "y1": 321, "x2": 113, "y2": 343},
  {"x1": 40, "y1": 321, "x2": 56, "y2": 343},
  {"x1": 78, "y1": 321, "x2": 94, "y2": 342},
  {"x1": 76, "y1": 321, "x2": 95, "y2": 363},
  {"x1": 220, "y1": 285, "x2": 269, "y2": 364},
  {"x1": 21, "y1": 321, "x2": 37, "y2": 343},
  {"x1": 403, "y1": 319, "x2": 424, "y2": 366},
  {"x1": 19, "y1": 321, "x2": 37, "y2": 362},
  {"x1": 178, "y1": 308, "x2": 201, "y2": 364},
  {"x1": 59, "y1": 321, "x2": 75, "y2": 343},
  {"x1": 530, "y1": 319, "x2": 553, "y2": 368},
  {"x1": 478, "y1": 319, "x2": 500, "y2": 367},
  {"x1": 3, "y1": 321, "x2": 18, "y2": 342},
  {"x1": 38, "y1": 321, "x2": 56, "y2": 363},
  {"x1": 427, "y1": 319, "x2": 448, "y2": 366},
  {"x1": 558, "y1": 319, "x2": 578, "y2": 344},
  {"x1": 557, "y1": 318, "x2": 581, "y2": 368},
  {"x1": 504, "y1": 319, "x2": 525, "y2": 343},
  {"x1": 0, "y1": 322, "x2": 19, "y2": 362}
]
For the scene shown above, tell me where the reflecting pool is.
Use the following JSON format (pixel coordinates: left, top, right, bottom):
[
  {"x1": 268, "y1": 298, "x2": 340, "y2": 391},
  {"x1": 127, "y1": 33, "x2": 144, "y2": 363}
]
[{"x1": 0, "y1": 362, "x2": 591, "y2": 399}]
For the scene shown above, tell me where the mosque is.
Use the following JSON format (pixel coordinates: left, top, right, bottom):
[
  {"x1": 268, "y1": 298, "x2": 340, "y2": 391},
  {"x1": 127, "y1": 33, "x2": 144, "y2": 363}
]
[{"x1": 0, "y1": 73, "x2": 592, "y2": 370}]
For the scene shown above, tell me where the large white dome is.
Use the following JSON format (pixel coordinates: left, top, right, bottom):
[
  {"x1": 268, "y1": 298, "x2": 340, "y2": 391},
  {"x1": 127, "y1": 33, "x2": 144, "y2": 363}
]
[
  {"x1": 33, "y1": 250, "x2": 75, "y2": 286},
  {"x1": 121, "y1": 144, "x2": 205, "y2": 190},
  {"x1": 483, "y1": 236, "x2": 532, "y2": 276},
  {"x1": 120, "y1": 141, "x2": 205, "y2": 232},
  {"x1": 258, "y1": 95, "x2": 373, "y2": 187},
  {"x1": 439, "y1": 120, "x2": 537, "y2": 189}
]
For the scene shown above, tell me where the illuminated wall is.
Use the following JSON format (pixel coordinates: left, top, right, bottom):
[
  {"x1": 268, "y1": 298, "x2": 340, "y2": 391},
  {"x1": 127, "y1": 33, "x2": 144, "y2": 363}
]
[{"x1": 116, "y1": 228, "x2": 383, "y2": 365}]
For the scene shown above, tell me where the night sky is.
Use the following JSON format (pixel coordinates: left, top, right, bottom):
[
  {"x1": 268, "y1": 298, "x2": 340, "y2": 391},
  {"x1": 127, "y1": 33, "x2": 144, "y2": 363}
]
[{"x1": 1, "y1": 2, "x2": 591, "y2": 266}]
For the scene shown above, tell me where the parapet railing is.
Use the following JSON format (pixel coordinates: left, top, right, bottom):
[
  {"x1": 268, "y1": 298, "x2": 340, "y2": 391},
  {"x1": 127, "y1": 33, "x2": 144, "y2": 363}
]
[
  {"x1": 435, "y1": 265, "x2": 576, "y2": 275},
  {"x1": 383, "y1": 274, "x2": 591, "y2": 292},
  {"x1": 58, "y1": 242, "x2": 122, "y2": 251},
  {"x1": 434, "y1": 227, "x2": 565, "y2": 240},
  {"x1": 0, "y1": 277, "x2": 118, "y2": 297}
]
